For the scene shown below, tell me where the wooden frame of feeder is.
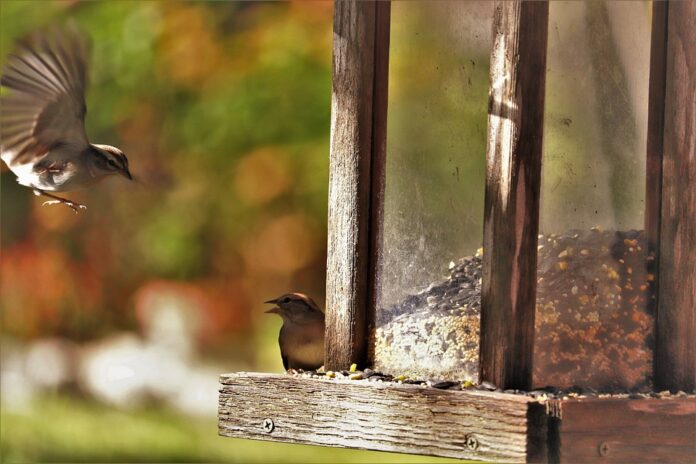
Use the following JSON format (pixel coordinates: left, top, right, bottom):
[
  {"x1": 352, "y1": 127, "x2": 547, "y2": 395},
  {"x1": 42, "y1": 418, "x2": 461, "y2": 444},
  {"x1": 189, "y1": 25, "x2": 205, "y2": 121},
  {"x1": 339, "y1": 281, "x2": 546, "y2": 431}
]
[{"x1": 220, "y1": 2, "x2": 696, "y2": 462}]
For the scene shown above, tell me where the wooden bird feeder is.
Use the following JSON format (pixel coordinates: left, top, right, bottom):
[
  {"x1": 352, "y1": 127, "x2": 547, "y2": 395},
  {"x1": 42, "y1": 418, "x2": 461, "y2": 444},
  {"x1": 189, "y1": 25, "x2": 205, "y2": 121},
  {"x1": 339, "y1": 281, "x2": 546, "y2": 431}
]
[{"x1": 220, "y1": 2, "x2": 695, "y2": 462}]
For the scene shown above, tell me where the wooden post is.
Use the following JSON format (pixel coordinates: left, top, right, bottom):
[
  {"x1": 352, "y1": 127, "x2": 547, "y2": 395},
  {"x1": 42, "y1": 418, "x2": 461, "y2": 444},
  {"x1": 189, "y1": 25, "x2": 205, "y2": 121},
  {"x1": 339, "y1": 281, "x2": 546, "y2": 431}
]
[
  {"x1": 652, "y1": 1, "x2": 696, "y2": 392},
  {"x1": 645, "y1": 1, "x2": 667, "y2": 367},
  {"x1": 645, "y1": 1, "x2": 667, "y2": 261},
  {"x1": 480, "y1": 1, "x2": 548, "y2": 391},
  {"x1": 367, "y1": 1, "x2": 390, "y2": 345},
  {"x1": 326, "y1": 1, "x2": 390, "y2": 371}
]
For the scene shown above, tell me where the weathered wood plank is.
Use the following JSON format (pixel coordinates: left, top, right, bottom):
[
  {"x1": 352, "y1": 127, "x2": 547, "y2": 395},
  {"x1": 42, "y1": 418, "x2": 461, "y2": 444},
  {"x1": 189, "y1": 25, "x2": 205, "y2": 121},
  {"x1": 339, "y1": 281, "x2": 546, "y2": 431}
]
[
  {"x1": 326, "y1": 1, "x2": 382, "y2": 370},
  {"x1": 218, "y1": 373, "x2": 547, "y2": 463},
  {"x1": 480, "y1": 0, "x2": 548, "y2": 391},
  {"x1": 655, "y1": 0, "x2": 696, "y2": 392},
  {"x1": 551, "y1": 397, "x2": 696, "y2": 463}
]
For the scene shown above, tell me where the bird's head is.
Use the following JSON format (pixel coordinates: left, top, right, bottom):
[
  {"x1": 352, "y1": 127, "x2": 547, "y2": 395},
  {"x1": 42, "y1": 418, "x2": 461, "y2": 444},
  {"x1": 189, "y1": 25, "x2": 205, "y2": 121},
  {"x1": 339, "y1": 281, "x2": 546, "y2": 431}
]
[
  {"x1": 92, "y1": 144, "x2": 132, "y2": 180},
  {"x1": 264, "y1": 293, "x2": 324, "y2": 324}
]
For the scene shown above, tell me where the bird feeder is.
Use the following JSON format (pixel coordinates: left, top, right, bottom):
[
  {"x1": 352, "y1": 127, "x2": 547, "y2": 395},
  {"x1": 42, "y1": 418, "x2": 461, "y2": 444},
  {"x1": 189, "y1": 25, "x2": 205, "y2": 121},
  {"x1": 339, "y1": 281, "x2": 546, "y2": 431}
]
[{"x1": 219, "y1": 2, "x2": 695, "y2": 462}]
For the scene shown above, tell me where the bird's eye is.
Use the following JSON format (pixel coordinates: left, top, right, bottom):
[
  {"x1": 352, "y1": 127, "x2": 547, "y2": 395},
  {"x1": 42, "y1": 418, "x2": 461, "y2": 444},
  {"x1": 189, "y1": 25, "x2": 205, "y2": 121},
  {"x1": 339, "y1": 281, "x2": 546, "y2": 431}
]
[
  {"x1": 282, "y1": 297, "x2": 291, "y2": 304},
  {"x1": 108, "y1": 160, "x2": 117, "y2": 168}
]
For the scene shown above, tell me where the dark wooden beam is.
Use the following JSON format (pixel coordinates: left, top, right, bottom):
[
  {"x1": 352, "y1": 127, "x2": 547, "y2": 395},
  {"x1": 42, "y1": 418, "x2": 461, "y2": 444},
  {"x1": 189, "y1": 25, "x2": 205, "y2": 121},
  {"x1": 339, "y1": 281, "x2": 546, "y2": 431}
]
[
  {"x1": 645, "y1": 1, "x2": 667, "y2": 267},
  {"x1": 480, "y1": 1, "x2": 549, "y2": 391},
  {"x1": 645, "y1": 0, "x2": 668, "y2": 390},
  {"x1": 550, "y1": 397, "x2": 696, "y2": 463},
  {"x1": 367, "y1": 1, "x2": 390, "y2": 350},
  {"x1": 653, "y1": 0, "x2": 696, "y2": 392},
  {"x1": 219, "y1": 373, "x2": 547, "y2": 463},
  {"x1": 326, "y1": 1, "x2": 390, "y2": 370}
]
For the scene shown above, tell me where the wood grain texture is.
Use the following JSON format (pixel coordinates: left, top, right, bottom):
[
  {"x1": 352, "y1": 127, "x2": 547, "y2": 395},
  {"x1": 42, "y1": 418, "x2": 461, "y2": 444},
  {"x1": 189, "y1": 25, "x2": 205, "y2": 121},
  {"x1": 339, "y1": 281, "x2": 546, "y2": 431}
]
[
  {"x1": 480, "y1": 0, "x2": 548, "y2": 391},
  {"x1": 219, "y1": 373, "x2": 547, "y2": 463},
  {"x1": 550, "y1": 397, "x2": 696, "y2": 463},
  {"x1": 655, "y1": 0, "x2": 696, "y2": 392},
  {"x1": 326, "y1": 1, "x2": 381, "y2": 370}
]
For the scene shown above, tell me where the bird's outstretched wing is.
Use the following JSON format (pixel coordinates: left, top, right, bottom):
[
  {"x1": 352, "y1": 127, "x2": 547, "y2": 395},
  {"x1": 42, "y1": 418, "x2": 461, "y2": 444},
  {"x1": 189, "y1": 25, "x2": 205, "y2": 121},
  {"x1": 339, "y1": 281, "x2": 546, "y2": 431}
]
[{"x1": 0, "y1": 24, "x2": 90, "y2": 165}]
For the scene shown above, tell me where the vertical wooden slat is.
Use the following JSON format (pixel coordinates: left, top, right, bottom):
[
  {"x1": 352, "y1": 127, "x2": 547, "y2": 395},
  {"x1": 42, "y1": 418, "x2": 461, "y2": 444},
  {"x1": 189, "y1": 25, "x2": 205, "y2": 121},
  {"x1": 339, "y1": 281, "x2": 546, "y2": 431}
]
[
  {"x1": 367, "y1": 0, "x2": 390, "y2": 356},
  {"x1": 326, "y1": 1, "x2": 389, "y2": 371},
  {"x1": 654, "y1": 0, "x2": 696, "y2": 392},
  {"x1": 645, "y1": 1, "x2": 668, "y2": 375},
  {"x1": 645, "y1": 0, "x2": 667, "y2": 390},
  {"x1": 645, "y1": 1, "x2": 668, "y2": 262},
  {"x1": 480, "y1": 1, "x2": 549, "y2": 391}
]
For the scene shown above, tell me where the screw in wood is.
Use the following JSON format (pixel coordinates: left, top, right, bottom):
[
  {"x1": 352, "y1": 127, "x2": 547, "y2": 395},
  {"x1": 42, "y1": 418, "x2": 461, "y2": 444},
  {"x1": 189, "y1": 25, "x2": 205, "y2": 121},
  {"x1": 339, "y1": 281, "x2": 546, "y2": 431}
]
[
  {"x1": 598, "y1": 441, "x2": 610, "y2": 457},
  {"x1": 262, "y1": 418, "x2": 275, "y2": 434},
  {"x1": 465, "y1": 434, "x2": 479, "y2": 451}
]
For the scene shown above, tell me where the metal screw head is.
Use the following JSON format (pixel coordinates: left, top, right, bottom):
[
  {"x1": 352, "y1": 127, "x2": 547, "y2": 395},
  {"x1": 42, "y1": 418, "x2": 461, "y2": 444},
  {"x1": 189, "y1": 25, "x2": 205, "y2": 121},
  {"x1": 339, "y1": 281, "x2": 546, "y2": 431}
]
[
  {"x1": 262, "y1": 418, "x2": 275, "y2": 434},
  {"x1": 598, "y1": 441, "x2": 610, "y2": 457},
  {"x1": 465, "y1": 434, "x2": 479, "y2": 451}
]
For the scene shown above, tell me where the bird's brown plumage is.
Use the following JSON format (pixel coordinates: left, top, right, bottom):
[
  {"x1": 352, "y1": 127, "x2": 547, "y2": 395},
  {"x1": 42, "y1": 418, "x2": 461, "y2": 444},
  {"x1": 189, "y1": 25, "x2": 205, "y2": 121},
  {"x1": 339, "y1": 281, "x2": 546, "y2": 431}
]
[
  {"x1": 265, "y1": 293, "x2": 325, "y2": 370},
  {"x1": 1, "y1": 24, "x2": 90, "y2": 165}
]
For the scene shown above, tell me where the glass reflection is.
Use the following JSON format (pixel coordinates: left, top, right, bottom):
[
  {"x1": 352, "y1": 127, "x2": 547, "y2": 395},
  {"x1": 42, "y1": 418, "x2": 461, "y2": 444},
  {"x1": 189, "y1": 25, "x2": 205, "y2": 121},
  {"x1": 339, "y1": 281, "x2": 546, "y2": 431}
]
[{"x1": 372, "y1": 1, "x2": 492, "y2": 380}]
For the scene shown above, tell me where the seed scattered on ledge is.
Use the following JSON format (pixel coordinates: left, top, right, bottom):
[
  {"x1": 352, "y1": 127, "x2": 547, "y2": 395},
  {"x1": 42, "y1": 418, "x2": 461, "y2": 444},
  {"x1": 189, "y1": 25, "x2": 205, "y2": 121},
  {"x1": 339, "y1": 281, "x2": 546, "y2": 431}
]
[
  {"x1": 477, "y1": 381, "x2": 497, "y2": 391},
  {"x1": 284, "y1": 370, "x2": 696, "y2": 400},
  {"x1": 428, "y1": 380, "x2": 460, "y2": 389}
]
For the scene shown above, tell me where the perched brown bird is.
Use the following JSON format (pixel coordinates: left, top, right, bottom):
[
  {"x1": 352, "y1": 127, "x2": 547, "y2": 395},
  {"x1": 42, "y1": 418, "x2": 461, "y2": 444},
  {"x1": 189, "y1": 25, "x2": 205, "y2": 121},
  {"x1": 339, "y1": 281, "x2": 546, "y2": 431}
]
[{"x1": 265, "y1": 293, "x2": 324, "y2": 371}]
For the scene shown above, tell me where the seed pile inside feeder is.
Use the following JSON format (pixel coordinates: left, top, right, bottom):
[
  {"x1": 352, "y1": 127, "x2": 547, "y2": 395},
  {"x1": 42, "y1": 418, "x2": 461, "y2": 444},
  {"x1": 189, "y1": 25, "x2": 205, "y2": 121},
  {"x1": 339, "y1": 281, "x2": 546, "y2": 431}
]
[{"x1": 370, "y1": 229, "x2": 654, "y2": 391}]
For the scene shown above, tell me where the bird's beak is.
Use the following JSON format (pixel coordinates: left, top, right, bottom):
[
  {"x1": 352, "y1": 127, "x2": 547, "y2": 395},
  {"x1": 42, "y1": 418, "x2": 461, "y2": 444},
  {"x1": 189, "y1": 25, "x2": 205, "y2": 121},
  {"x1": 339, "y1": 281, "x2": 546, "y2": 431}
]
[
  {"x1": 121, "y1": 168, "x2": 133, "y2": 181},
  {"x1": 264, "y1": 298, "x2": 280, "y2": 314}
]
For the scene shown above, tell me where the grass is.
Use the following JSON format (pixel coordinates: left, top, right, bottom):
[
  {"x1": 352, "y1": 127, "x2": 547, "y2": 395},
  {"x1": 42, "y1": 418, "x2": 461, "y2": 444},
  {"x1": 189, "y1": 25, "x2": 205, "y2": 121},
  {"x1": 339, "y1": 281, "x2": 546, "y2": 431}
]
[{"x1": 1, "y1": 394, "x2": 461, "y2": 463}]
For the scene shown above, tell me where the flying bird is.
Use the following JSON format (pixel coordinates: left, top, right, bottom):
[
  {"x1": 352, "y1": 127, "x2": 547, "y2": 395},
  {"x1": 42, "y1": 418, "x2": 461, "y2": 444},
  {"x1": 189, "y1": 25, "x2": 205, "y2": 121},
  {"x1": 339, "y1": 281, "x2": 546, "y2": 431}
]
[
  {"x1": 0, "y1": 25, "x2": 131, "y2": 213},
  {"x1": 264, "y1": 293, "x2": 325, "y2": 371}
]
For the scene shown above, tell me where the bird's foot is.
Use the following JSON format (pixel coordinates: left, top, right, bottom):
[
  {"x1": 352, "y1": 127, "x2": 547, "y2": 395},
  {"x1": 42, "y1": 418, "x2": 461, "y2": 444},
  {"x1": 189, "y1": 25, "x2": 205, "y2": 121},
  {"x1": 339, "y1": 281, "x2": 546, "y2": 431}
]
[
  {"x1": 41, "y1": 199, "x2": 87, "y2": 213},
  {"x1": 35, "y1": 190, "x2": 87, "y2": 214}
]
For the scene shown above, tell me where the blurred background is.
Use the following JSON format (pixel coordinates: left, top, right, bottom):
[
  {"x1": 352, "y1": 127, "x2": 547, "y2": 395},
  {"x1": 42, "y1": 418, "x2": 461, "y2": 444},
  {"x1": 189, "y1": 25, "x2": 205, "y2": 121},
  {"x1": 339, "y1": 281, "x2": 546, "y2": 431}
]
[{"x1": 1, "y1": 0, "x2": 651, "y2": 462}]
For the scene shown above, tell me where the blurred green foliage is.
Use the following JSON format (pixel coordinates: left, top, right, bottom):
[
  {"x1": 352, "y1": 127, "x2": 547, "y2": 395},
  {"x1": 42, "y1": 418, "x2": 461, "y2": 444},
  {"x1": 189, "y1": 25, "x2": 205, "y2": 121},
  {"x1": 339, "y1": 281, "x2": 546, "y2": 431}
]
[
  {"x1": 1, "y1": 1, "x2": 340, "y2": 461},
  {"x1": 1, "y1": 394, "x2": 460, "y2": 463},
  {"x1": 1, "y1": 1, "x2": 332, "y2": 354}
]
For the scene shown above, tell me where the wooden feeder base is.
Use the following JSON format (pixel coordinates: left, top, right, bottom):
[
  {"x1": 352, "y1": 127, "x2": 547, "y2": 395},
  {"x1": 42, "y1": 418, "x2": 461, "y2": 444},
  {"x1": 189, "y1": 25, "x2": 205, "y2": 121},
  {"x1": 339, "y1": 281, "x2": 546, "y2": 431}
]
[{"x1": 218, "y1": 373, "x2": 696, "y2": 463}]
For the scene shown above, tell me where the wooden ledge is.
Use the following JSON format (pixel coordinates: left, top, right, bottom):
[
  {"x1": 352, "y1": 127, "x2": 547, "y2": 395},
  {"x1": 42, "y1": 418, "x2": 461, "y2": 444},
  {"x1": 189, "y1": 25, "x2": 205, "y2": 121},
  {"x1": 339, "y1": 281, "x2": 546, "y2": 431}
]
[
  {"x1": 219, "y1": 373, "x2": 696, "y2": 463},
  {"x1": 547, "y1": 395, "x2": 696, "y2": 463},
  {"x1": 218, "y1": 372, "x2": 547, "y2": 463}
]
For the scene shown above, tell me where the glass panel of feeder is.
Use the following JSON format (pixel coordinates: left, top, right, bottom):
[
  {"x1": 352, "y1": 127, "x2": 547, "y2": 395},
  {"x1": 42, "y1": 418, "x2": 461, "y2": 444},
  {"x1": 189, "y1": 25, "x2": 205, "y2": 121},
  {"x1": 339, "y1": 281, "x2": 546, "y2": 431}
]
[
  {"x1": 534, "y1": 2, "x2": 653, "y2": 391},
  {"x1": 371, "y1": 1, "x2": 492, "y2": 381}
]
